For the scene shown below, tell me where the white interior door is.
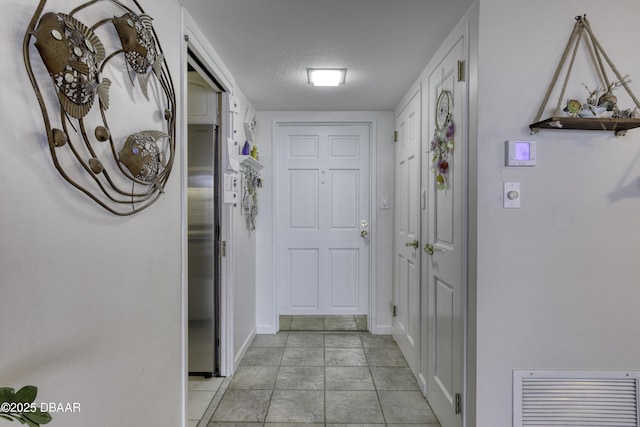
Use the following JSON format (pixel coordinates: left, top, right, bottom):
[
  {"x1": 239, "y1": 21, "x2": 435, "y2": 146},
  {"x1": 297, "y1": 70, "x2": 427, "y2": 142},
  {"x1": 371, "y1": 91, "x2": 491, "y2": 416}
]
[
  {"x1": 425, "y1": 36, "x2": 466, "y2": 427},
  {"x1": 392, "y1": 91, "x2": 421, "y2": 376},
  {"x1": 277, "y1": 124, "x2": 370, "y2": 315}
]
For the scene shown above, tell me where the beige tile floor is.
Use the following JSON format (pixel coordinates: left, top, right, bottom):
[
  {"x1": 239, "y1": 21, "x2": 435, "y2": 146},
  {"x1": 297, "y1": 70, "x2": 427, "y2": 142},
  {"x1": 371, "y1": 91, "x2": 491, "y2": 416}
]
[
  {"x1": 187, "y1": 315, "x2": 441, "y2": 426},
  {"x1": 279, "y1": 314, "x2": 368, "y2": 331},
  {"x1": 187, "y1": 376, "x2": 224, "y2": 426}
]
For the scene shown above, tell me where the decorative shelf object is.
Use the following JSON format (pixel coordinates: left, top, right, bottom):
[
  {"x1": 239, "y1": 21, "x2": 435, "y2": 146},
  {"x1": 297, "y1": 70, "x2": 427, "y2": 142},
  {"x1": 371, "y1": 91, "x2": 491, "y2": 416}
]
[
  {"x1": 529, "y1": 15, "x2": 640, "y2": 137},
  {"x1": 239, "y1": 155, "x2": 263, "y2": 171},
  {"x1": 530, "y1": 117, "x2": 640, "y2": 137},
  {"x1": 237, "y1": 155, "x2": 262, "y2": 231}
]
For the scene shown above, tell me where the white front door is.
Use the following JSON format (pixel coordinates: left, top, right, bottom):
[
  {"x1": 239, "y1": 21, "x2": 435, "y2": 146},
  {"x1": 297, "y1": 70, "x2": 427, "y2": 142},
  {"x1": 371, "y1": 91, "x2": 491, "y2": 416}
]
[
  {"x1": 277, "y1": 124, "x2": 370, "y2": 315},
  {"x1": 424, "y1": 36, "x2": 466, "y2": 427},
  {"x1": 392, "y1": 90, "x2": 421, "y2": 375}
]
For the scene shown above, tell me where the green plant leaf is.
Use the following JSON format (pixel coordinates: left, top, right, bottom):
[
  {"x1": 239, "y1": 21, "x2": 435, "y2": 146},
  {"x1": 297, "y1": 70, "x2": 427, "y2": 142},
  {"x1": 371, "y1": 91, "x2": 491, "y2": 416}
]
[
  {"x1": 12, "y1": 386, "x2": 37, "y2": 404},
  {"x1": 22, "y1": 417, "x2": 38, "y2": 427},
  {"x1": 23, "y1": 409, "x2": 52, "y2": 425},
  {"x1": 0, "y1": 413, "x2": 15, "y2": 421},
  {"x1": 0, "y1": 388, "x2": 15, "y2": 405}
]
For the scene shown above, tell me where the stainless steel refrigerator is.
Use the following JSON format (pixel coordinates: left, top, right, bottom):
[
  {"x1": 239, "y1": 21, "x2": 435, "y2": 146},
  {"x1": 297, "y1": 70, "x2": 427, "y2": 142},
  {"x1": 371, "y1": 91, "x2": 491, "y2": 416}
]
[{"x1": 188, "y1": 123, "x2": 220, "y2": 377}]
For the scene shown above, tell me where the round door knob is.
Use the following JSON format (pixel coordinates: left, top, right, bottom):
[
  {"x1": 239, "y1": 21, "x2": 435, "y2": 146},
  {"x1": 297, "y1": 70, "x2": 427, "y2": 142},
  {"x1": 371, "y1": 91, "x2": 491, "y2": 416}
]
[
  {"x1": 424, "y1": 243, "x2": 434, "y2": 255},
  {"x1": 361, "y1": 230, "x2": 368, "y2": 238}
]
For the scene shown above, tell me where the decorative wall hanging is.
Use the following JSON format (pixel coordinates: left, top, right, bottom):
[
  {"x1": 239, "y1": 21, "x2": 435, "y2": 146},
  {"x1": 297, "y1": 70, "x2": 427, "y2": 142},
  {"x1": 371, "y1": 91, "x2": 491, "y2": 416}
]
[
  {"x1": 242, "y1": 168, "x2": 261, "y2": 231},
  {"x1": 430, "y1": 89, "x2": 455, "y2": 190},
  {"x1": 239, "y1": 154, "x2": 263, "y2": 230},
  {"x1": 529, "y1": 15, "x2": 640, "y2": 136},
  {"x1": 23, "y1": 0, "x2": 176, "y2": 215}
]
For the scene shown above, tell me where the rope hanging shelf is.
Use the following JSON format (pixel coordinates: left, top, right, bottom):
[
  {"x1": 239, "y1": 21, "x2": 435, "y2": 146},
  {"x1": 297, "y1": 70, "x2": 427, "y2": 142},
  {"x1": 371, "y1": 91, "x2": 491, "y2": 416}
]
[{"x1": 530, "y1": 15, "x2": 640, "y2": 137}]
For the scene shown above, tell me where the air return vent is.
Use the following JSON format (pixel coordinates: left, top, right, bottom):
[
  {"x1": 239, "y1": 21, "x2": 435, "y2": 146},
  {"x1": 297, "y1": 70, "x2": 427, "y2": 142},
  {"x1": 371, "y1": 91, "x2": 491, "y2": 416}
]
[{"x1": 514, "y1": 370, "x2": 640, "y2": 427}]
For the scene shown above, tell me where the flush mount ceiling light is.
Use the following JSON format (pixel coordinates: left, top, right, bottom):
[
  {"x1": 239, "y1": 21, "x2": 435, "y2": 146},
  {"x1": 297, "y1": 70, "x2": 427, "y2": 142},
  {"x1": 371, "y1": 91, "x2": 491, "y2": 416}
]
[{"x1": 307, "y1": 68, "x2": 346, "y2": 86}]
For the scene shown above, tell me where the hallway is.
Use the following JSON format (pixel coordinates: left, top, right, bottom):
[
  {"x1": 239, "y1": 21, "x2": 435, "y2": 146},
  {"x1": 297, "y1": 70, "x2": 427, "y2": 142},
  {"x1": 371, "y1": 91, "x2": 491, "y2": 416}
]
[{"x1": 191, "y1": 328, "x2": 440, "y2": 426}]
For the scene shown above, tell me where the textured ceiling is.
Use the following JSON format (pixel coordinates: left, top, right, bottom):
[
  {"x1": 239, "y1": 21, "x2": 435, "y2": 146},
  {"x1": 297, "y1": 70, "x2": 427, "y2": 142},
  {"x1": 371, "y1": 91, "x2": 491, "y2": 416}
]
[{"x1": 179, "y1": 0, "x2": 474, "y2": 111}]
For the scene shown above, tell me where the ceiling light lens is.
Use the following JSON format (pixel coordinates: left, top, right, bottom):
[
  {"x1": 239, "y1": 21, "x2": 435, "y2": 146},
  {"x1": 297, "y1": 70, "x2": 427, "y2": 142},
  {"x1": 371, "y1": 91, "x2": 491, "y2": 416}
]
[{"x1": 308, "y1": 69, "x2": 346, "y2": 86}]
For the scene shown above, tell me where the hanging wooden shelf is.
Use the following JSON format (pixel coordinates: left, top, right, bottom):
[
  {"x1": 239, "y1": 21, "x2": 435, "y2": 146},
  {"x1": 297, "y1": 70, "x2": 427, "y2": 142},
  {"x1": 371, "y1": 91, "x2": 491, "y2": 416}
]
[
  {"x1": 529, "y1": 15, "x2": 640, "y2": 137},
  {"x1": 530, "y1": 117, "x2": 640, "y2": 136},
  {"x1": 239, "y1": 155, "x2": 263, "y2": 171}
]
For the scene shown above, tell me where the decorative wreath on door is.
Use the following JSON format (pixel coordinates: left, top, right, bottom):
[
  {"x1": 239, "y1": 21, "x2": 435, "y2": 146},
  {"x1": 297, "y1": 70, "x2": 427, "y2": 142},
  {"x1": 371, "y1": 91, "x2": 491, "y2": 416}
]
[{"x1": 430, "y1": 89, "x2": 455, "y2": 190}]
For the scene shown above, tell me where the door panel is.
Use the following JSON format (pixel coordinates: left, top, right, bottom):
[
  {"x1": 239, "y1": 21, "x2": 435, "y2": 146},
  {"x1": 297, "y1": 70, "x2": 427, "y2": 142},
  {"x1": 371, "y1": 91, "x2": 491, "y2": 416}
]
[
  {"x1": 393, "y1": 91, "x2": 421, "y2": 375},
  {"x1": 425, "y1": 36, "x2": 465, "y2": 427},
  {"x1": 329, "y1": 170, "x2": 359, "y2": 229},
  {"x1": 289, "y1": 249, "x2": 319, "y2": 309},
  {"x1": 435, "y1": 278, "x2": 454, "y2": 393},
  {"x1": 289, "y1": 136, "x2": 318, "y2": 157},
  {"x1": 330, "y1": 135, "x2": 359, "y2": 157},
  {"x1": 290, "y1": 170, "x2": 319, "y2": 229},
  {"x1": 436, "y1": 178, "x2": 455, "y2": 245},
  {"x1": 330, "y1": 249, "x2": 359, "y2": 307},
  {"x1": 278, "y1": 124, "x2": 370, "y2": 315}
]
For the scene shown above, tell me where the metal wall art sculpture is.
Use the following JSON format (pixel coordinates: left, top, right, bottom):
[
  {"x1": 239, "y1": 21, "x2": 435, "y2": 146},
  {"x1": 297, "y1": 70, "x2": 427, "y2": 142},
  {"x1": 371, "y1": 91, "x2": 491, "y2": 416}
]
[{"x1": 23, "y1": 0, "x2": 176, "y2": 215}]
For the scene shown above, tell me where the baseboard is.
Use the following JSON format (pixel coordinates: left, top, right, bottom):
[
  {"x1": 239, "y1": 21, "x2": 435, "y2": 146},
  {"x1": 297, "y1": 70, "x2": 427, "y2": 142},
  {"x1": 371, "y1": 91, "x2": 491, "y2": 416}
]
[
  {"x1": 256, "y1": 324, "x2": 277, "y2": 334},
  {"x1": 418, "y1": 372, "x2": 428, "y2": 396},
  {"x1": 233, "y1": 327, "x2": 256, "y2": 371},
  {"x1": 371, "y1": 324, "x2": 393, "y2": 335}
]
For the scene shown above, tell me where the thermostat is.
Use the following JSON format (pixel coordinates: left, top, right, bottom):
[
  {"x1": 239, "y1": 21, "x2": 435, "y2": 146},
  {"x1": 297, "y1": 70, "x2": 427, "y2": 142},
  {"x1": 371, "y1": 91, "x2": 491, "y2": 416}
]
[{"x1": 506, "y1": 140, "x2": 536, "y2": 166}]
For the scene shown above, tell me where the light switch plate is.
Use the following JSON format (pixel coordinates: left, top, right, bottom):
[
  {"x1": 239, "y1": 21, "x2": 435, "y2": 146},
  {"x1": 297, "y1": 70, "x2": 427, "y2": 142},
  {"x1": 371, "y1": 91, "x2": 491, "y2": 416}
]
[
  {"x1": 504, "y1": 182, "x2": 521, "y2": 208},
  {"x1": 380, "y1": 194, "x2": 390, "y2": 209},
  {"x1": 223, "y1": 191, "x2": 238, "y2": 204}
]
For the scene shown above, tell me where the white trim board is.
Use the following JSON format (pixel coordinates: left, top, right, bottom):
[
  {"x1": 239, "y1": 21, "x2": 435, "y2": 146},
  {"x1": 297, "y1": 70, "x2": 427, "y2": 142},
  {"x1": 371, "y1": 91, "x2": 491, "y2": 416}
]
[{"x1": 181, "y1": 7, "x2": 237, "y2": 387}]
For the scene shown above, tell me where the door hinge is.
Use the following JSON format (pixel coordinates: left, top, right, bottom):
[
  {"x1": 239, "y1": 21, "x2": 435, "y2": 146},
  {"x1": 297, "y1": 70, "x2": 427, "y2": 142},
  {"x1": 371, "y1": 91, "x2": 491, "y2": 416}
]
[
  {"x1": 392, "y1": 305, "x2": 397, "y2": 317},
  {"x1": 222, "y1": 241, "x2": 227, "y2": 257},
  {"x1": 457, "y1": 60, "x2": 465, "y2": 82},
  {"x1": 393, "y1": 131, "x2": 398, "y2": 142},
  {"x1": 455, "y1": 392, "x2": 462, "y2": 415}
]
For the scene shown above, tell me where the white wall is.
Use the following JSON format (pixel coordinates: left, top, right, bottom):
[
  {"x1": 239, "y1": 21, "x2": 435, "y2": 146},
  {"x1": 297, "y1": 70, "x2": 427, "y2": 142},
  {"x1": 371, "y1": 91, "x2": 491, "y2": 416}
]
[
  {"x1": 230, "y1": 88, "x2": 258, "y2": 368},
  {"x1": 254, "y1": 111, "x2": 395, "y2": 334},
  {"x1": 476, "y1": 1, "x2": 640, "y2": 426},
  {"x1": 1, "y1": 0, "x2": 183, "y2": 426}
]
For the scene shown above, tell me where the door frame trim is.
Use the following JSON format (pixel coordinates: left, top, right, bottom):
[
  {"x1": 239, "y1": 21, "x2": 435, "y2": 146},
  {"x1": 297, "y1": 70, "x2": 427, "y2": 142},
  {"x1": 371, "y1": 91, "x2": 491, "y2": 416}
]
[
  {"x1": 181, "y1": 7, "x2": 236, "y2": 390},
  {"x1": 270, "y1": 116, "x2": 378, "y2": 331},
  {"x1": 391, "y1": 85, "x2": 422, "y2": 379}
]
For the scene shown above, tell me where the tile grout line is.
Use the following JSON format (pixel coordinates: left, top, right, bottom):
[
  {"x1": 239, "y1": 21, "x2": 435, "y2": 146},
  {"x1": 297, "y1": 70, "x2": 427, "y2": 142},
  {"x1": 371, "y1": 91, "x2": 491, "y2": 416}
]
[
  {"x1": 362, "y1": 333, "x2": 389, "y2": 426},
  {"x1": 323, "y1": 334, "x2": 327, "y2": 426},
  {"x1": 196, "y1": 377, "x2": 230, "y2": 427},
  {"x1": 261, "y1": 333, "x2": 285, "y2": 425}
]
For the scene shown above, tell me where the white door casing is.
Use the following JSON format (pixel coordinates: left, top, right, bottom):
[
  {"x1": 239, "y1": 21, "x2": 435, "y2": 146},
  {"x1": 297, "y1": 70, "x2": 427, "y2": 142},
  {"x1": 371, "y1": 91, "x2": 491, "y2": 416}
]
[
  {"x1": 182, "y1": 9, "x2": 236, "y2": 384},
  {"x1": 277, "y1": 124, "x2": 370, "y2": 315},
  {"x1": 425, "y1": 35, "x2": 466, "y2": 427},
  {"x1": 392, "y1": 90, "x2": 421, "y2": 376}
]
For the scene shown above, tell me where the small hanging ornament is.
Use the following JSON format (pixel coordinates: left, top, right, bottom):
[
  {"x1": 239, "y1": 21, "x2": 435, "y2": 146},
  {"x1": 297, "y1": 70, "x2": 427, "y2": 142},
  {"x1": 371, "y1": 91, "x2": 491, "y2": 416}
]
[{"x1": 430, "y1": 89, "x2": 455, "y2": 190}]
